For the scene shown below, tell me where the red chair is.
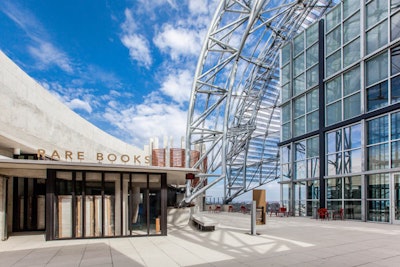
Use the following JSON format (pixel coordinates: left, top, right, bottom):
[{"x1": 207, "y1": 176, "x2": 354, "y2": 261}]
[
  {"x1": 240, "y1": 205, "x2": 246, "y2": 213},
  {"x1": 318, "y1": 208, "x2": 329, "y2": 220},
  {"x1": 333, "y1": 208, "x2": 344, "y2": 220},
  {"x1": 277, "y1": 207, "x2": 287, "y2": 217},
  {"x1": 214, "y1": 205, "x2": 221, "y2": 213}
]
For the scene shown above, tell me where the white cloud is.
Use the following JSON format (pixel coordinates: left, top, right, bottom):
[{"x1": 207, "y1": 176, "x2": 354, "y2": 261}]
[
  {"x1": 0, "y1": 1, "x2": 73, "y2": 73},
  {"x1": 66, "y1": 99, "x2": 93, "y2": 113},
  {"x1": 154, "y1": 24, "x2": 202, "y2": 60},
  {"x1": 160, "y1": 69, "x2": 193, "y2": 104},
  {"x1": 28, "y1": 41, "x2": 73, "y2": 73},
  {"x1": 104, "y1": 101, "x2": 188, "y2": 147},
  {"x1": 120, "y1": 9, "x2": 152, "y2": 68}
]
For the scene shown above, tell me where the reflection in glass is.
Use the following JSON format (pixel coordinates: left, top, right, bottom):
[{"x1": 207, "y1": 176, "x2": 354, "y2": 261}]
[
  {"x1": 367, "y1": 200, "x2": 390, "y2": 222},
  {"x1": 307, "y1": 111, "x2": 319, "y2": 132},
  {"x1": 343, "y1": 38, "x2": 360, "y2": 67},
  {"x1": 366, "y1": 0, "x2": 388, "y2": 30},
  {"x1": 294, "y1": 161, "x2": 306, "y2": 180},
  {"x1": 343, "y1": 149, "x2": 362, "y2": 173},
  {"x1": 281, "y1": 44, "x2": 291, "y2": 65},
  {"x1": 391, "y1": 111, "x2": 400, "y2": 139},
  {"x1": 306, "y1": 65, "x2": 318, "y2": 89},
  {"x1": 343, "y1": 66, "x2": 360, "y2": 95},
  {"x1": 344, "y1": 201, "x2": 361, "y2": 220},
  {"x1": 327, "y1": 130, "x2": 342, "y2": 153},
  {"x1": 367, "y1": 115, "x2": 389, "y2": 144},
  {"x1": 294, "y1": 96, "x2": 305, "y2": 118},
  {"x1": 368, "y1": 144, "x2": 389, "y2": 170},
  {"x1": 306, "y1": 43, "x2": 318, "y2": 67},
  {"x1": 327, "y1": 178, "x2": 342, "y2": 199},
  {"x1": 293, "y1": 116, "x2": 305, "y2": 137},
  {"x1": 366, "y1": 21, "x2": 388, "y2": 55},
  {"x1": 344, "y1": 124, "x2": 362, "y2": 149},
  {"x1": 326, "y1": 101, "x2": 342, "y2": 126},
  {"x1": 326, "y1": 50, "x2": 341, "y2": 77},
  {"x1": 306, "y1": 22, "x2": 318, "y2": 47},
  {"x1": 326, "y1": 5, "x2": 341, "y2": 32},
  {"x1": 366, "y1": 52, "x2": 388, "y2": 86},
  {"x1": 294, "y1": 73, "x2": 305, "y2": 95},
  {"x1": 391, "y1": 12, "x2": 400, "y2": 41},
  {"x1": 293, "y1": 33, "x2": 304, "y2": 56},
  {"x1": 391, "y1": 76, "x2": 400, "y2": 104},
  {"x1": 392, "y1": 141, "x2": 400, "y2": 168},
  {"x1": 294, "y1": 53, "x2": 304, "y2": 77},
  {"x1": 367, "y1": 81, "x2": 388, "y2": 111},
  {"x1": 344, "y1": 176, "x2": 361, "y2": 199},
  {"x1": 343, "y1": 0, "x2": 359, "y2": 19},
  {"x1": 327, "y1": 153, "x2": 342, "y2": 175},
  {"x1": 325, "y1": 76, "x2": 341, "y2": 104},
  {"x1": 343, "y1": 12, "x2": 360, "y2": 43},
  {"x1": 326, "y1": 26, "x2": 341, "y2": 55},
  {"x1": 367, "y1": 174, "x2": 390, "y2": 199},
  {"x1": 344, "y1": 93, "x2": 360, "y2": 119}
]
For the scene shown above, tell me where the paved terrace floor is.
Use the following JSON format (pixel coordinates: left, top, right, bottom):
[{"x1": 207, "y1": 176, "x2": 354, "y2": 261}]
[{"x1": 1, "y1": 212, "x2": 400, "y2": 266}]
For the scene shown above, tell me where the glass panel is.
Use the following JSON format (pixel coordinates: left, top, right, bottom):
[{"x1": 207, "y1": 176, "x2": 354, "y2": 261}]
[
  {"x1": 368, "y1": 115, "x2": 389, "y2": 144},
  {"x1": 281, "y1": 64, "x2": 290, "y2": 85},
  {"x1": 281, "y1": 145, "x2": 291, "y2": 163},
  {"x1": 149, "y1": 175, "x2": 161, "y2": 235},
  {"x1": 394, "y1": 174, "x2": 400, "y2": 220},
  {"x1": 306, "y1": 43, "x2": 318, "y2": 68},
  {"x1": 367, "y1": 81, "x2": 388, "y2": 111},
  {"x1": 306, "y1": 137, "x2": 319, "y2": 157},
  {"x1": 326, "y1": 50, "x2": 341, "y2": 77},
  {"x1": 392, "y1": 0, "x2": 400, "y2": 14},
  {"x1": 306, "y1": 22, "x2": 318, "y2": 47},
  {"x1": 391, "y1": 46, "x2": 400, "y2": 75},
  {"x1": 368, "y1": 143, "x2": 389, "y2": 170},
  {"x1": 293, "y1": 33, "x2": 304, "y2": 57},
  {"x1": 368, "y1": 173, "x2": 390, "y2": 198},
  {"x1": 392, "y1": 111, "x2": 400, "y2": 139},
  {"x1": 366, "y1": 21, "x2": 388, "y2": 55},
  {"x1": 391, "y1": 75, "x2": 400, "y2": 103},
  {"x1": 293, "y1": 116, "x2": 305, "y2": 137},
  {"x1": 343, "y1": 149, "x2": 362, "y2": 173},
  {"x1": 344, "y1": 93, "x2": 361, "y2": 119},
  {"x1": 344, "y1": 176, "x2": 361, "y2": 199},
  {"x1": 282, "y1": 103, "x2": 291, "y2": 123},
  {"x1": 131, "y1": 174, "x2": 147, "y2": 235},
  {"x1": 367, "y1": 200, "x2": 390, "y2": 222},
  {"x1": 326, "y1": 101, "x2": 342, "y2": 126},
  {"x1": 366, "y1": 0, "x2": 388, "y2": 29},
  {"x1": 294, "y1": 53, "x2": 304, "y2": 77},
  {"x1": 75, "y1": 173, "x2": 83, "y2": 238},
  {"x1": 306, "y1": 88, "x2": 319, "y2": 112},
  {"x1": 281, "y1": 163, "x2": 291, "y2": 181},
  {"x1": 327, "y1": 178, "x2": 342, "y2": 199},
  {"x1": 294, "y1": 96, "x2": 305, "y2": 118},
  {"x1": 325, "y1": 75, "x2": 342, "y2": 104},
  {"x1": 293, "y1": 73, "x2": 305, "y2": 95},
  {"x1": 307, "y1": 180, "x2": 319, "y2": 199},
  {"x1": 56, "y1": 173, "x2": 73, "y2": 239},
  {"x1": 343, "y1": 66, "x2": 360, "y2": 96},
  {"x1": 295, "y1": 141, "x2": 306, "y2": 161},
  {"x1": 344, "y1": 201, "x2": 362, "y2": 220},
  {"x1": 327, "y1": 129, "x2": 342, "y2": 153},
  {"x1": 343, "y1": 12, "x2": 360, "y2": 43},
  {"x1": 366, "y1": 52, "x2": 388, "y2": 86},
  {"x1": 306, "y1": 65, "x2": 318, "y2": 89},
  {"x1": 326, "y1": 5, "x2": 341, "y2": 32},
  {"x1": 282, "y1": 83, "x2": 291, "y2": 102},
  {"x1": 326, "y1": 26, "x2": 341, "y2": 55},
  {"x1": 104, "y1": 173, "x2": 116, "y2": 237},
  {"x1": 327, "y1": 153, "x2": 342, "y2": 175},
  {"x1": 294, "y1": 161, "x2": 306, "y2": 180},
  {"x1": 392, "y1": 140, "x2": 400, "y2": 167},
  {"x1": 281, "y1": 44, "x2": 291, "y2": 65},
  {"x1": 391, "y1": 11, "x2": 400, "y2": 41},
  {"x1": 344, "y1": 124, "x2": 362, "y2": 149},
  {"x1": 282, "y1": 123, "x2": 291, "y2": 141},
  {"x1": 306, "y1": 111, "x2": 319, "y2": 132},
  {"x1": 307, "y1": 158, "x2": 319, "y2": 178},
  {"x1": 343, "y1": 38, "x2": 360, "y2": 67},
  {"x1": 85, "y1": 172, "x2": 102, "y2": 237},
  {"x1": 343, "y1": 0, "x2": 360, "y2": 19}
]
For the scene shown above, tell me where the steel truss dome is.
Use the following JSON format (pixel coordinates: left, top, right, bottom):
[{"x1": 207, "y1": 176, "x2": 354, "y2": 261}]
[{"x1": 185, "y1": 0, "x2": 337, "y2": 203}]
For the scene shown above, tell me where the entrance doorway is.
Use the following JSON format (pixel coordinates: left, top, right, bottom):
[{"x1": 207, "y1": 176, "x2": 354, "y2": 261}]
[
  {"x1": 392, "y1": 173, "x2": 400, "y2": 224},
  {"x1": 12, "y1": 178, "x2": 46, "y2": 231}
]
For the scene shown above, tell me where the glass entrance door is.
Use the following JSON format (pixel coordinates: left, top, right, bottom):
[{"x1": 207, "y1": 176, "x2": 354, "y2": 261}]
[{"x1": 392, "y1": 173, "x2": 400, "y2": 224}]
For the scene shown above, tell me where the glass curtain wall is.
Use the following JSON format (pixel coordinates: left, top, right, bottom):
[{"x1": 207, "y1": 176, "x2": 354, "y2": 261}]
[{"x1": 50, "y1": 170, "x2": 165, "y2": 240}]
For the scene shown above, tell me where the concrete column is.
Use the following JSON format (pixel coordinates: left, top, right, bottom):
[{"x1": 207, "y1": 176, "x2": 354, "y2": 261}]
[{"x1": 0, "y1": 177, "x2": 7, "y2": 241}]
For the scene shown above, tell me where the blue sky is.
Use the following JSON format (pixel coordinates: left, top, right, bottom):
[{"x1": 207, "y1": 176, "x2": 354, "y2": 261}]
[{"x1": 0, "y1": 0, "x2": 218, "y2": 148}]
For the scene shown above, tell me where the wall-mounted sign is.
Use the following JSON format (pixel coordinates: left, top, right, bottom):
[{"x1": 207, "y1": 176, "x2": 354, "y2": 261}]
[{"x1": 37, "y1": 149, "x2": 150, "y2": 165}]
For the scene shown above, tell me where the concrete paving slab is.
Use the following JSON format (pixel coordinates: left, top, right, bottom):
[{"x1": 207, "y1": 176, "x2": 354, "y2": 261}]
[{"x1": 1, "y1": 213, "x2": 400, "y2": 266}]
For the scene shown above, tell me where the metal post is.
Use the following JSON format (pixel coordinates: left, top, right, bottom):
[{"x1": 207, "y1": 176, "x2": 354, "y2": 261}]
[{"x1": 251, "y1": 200, "x2": 256, "y2": 235}]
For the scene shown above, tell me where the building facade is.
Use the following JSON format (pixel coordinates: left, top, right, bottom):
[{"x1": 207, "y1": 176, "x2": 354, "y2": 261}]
[
  {"x1": 279, "y1": 0, "x2": 400, "y2": 223},
  {"x1": 0, "y1": 50, "x2": 199, "y2": 241}
]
